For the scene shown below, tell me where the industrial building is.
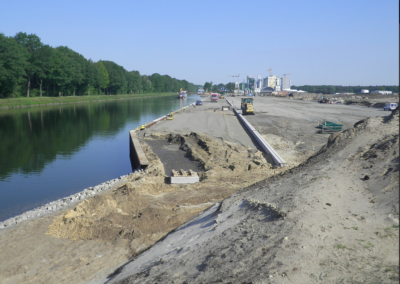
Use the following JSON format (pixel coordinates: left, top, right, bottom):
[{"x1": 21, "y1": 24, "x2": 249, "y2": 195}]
[
  {"x1": 245, "y1": 76, "x2": 255, "y2": 94},
  {"x1": 371, "y1": 90, "x2": 393, "y2": 95},
  {"x1": 281, "y1": 76, "x2": 291, "y2": 91},
  {"x1": 241, "y1": 70, "x2": 293, "y2": 95},
  {"x1": 256, "y1": 76, "x2": 262, "y2": 89},
  {"x1": 255, "y1": 76, "x2": 262, "y2": 94},
  {"x1": 263, "y1": 75, "x2": 281, "y2": 91}
]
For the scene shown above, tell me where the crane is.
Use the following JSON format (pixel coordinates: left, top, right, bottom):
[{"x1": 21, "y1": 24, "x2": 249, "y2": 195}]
[
  {"x1": 267, "y1": 68, "x2": 272, "y2": 76},
  {"x1": 283, "y1": 73, "x2": 292, "y2": 78}
]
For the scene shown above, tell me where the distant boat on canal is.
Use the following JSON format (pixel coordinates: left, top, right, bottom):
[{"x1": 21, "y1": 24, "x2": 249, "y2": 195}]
[{"x1": 177, "y1": 88, "x2": 187, "y2": 99}]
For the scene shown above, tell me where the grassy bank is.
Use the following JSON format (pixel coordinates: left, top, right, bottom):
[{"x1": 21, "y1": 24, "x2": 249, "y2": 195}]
[{"x1": 0, "y1": 93, "x2": 176, "y2": 109}]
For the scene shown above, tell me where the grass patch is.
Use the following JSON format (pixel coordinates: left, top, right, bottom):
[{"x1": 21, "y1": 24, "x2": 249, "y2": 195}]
[
  {"x1": 0, "y1": 93, "x2": 177, "y2": 109},
  {"x1": 364, "y1": 242, "x2": 374, "y2": 249},
  {"x1": 375, "y1": 227, "x2": 398, "y2": 238},
  {"x1": 334, "y1": 243, "x2": 348, "y2": 250},
  {"x1": 380, "y1": 233, "x2": 395, "y2": 238}
]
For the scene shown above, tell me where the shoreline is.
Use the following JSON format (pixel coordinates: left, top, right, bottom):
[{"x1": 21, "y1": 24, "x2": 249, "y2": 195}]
[
  {"x1": 0, "y1": 99, "x2": 198, "y2": 229},
  {"x1": 0, "y1": 93, "x2": 177, "y2": 110},
  {"x1": 0, "y1": 172, "x2": 135, "y2": 228}
]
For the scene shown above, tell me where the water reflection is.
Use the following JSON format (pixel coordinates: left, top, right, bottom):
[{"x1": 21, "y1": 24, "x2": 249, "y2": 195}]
[{"x1": 0, "y1": 95, "x2": 197, "y2": 221}]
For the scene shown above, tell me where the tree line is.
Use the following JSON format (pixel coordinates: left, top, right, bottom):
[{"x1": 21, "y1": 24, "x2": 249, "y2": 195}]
[
  {"x1": 0, "y1": 32, "x2": 198, "y2": 98},
  {"x1": 202, "y1": 82, "x2": 236, "y2": 93},
  {"x1": 291, "y1": 85, "x2": 399, "y2": 95}
]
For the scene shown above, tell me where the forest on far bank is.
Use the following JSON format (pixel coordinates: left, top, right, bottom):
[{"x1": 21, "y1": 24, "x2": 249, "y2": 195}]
[
  {"x1": 0, "y1": 32, "x2": 198, "y2": 98},
  {"x1": 291, "y1": 85, "x2": 398, "y2": 95}
]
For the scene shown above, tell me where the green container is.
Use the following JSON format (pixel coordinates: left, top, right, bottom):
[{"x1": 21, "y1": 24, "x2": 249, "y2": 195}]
[{"x1": 317, "y1": 121, "x2": 343, "y2": 130}]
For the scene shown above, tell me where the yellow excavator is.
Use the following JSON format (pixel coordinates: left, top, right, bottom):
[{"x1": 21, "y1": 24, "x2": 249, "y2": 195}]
[{"x1": 241, "y1": 97, "x2": 255, "y2": 115}]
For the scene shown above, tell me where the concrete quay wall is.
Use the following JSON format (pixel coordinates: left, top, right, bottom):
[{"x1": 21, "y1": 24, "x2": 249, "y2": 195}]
[{"x1": 226, "y1": 99, "x2": 287, "y2": 167}]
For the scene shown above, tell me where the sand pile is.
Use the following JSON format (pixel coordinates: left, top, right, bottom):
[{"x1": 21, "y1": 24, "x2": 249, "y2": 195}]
[
  {"x1": 107, "y1": 111, "x2": 399, "y2": 283},
  {"x1": 46, "y1": 132, "x2": 284, "y2": 258},
  {"x1": 153, "y1": 131, "x2": 273, "y2": 173}
]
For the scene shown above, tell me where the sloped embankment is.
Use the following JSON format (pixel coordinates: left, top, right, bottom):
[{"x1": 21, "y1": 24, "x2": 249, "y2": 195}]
[{"x1": 109, "y1": 111, "x2": 399, "y2": 283}]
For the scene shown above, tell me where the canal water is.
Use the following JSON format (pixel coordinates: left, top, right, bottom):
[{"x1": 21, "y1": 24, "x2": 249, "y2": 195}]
[{"x1": 0, "y1": 94, "x2": 200, "y2": 221}]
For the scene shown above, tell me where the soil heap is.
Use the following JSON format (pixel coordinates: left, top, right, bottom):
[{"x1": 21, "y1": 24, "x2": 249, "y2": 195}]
[{"x1": 108, "y1": 110, "x2": 399, "y2": 283}]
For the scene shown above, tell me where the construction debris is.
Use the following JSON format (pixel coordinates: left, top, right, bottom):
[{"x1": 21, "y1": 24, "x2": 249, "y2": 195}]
[{"x1": 170, "y1": 169, "x2": 199, "y2": 184}]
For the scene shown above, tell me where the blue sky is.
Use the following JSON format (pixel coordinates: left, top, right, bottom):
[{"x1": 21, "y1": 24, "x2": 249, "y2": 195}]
[{"x1": 1, "y1": 0, "x2": 398, "y2": 86}]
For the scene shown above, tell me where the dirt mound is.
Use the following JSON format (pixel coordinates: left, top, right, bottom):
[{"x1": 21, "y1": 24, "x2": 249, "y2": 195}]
[
  {"x1": 169, "y1": 132, "x2": 271, "y2": 172},
  {"x1": 47, "y1": 132, "x2": 288, "y2": 254},
  {"x1": 107, "y1": 115, "x2": 399, "y2": 284},
  {"x1": 238, "y1": 111, "x2": 399, "y2": 197}
]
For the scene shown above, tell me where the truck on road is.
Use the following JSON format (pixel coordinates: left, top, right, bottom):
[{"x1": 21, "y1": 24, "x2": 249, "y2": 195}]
[{"x1": 211, "y1": 93, "x2": 218, "y2": 102}]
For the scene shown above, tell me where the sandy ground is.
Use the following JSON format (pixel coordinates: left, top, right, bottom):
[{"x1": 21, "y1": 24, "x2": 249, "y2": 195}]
[
  {"x1": 106, "y1": 105, "x2": 400, "y2": 284},
  {"x1": 0, "y1": 96, "x2": 398, "y2": 283}
]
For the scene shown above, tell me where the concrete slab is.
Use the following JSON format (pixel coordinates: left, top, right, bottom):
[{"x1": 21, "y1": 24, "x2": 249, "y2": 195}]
[{"x1": 170, "y1": 170, "x2": 199, "y2": 184}]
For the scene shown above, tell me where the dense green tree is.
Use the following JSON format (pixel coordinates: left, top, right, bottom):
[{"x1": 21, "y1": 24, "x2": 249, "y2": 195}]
[
  {"x1": 141, "y1": 75, "x2": 153, "y2": 93},
  {"x1": 0, "y1": 34, "x2": 29, "y2": 97},
  {"x1": 150, "y1": 73, "x2": 164, "y2": 93},
  {"x1": 13, "y1": 32, "x2": 43, "y2": 97},
  {"x1": 95, "y1": 61, "x2": 110, "y2": 94},
  {"x1": 0, "y1": 31, "x2": 198, "y2": 97},
  {"x1": 211, "y1": 84, "x2": 219, "y2": 92},
  {"x1": 226, "y1": 82, "x2": 235, "y2": 92},
  {"x1": 129, "y1": 71, "x2": 142, "y2": 93},
  {"x1": 48, "y1": 47, "x2": 76, "y2": 96},
  {"x1": 32, "y1": 45, "x2": 54, "y2": 96},
  {"x1": 86, "y1": 59, "x2": 100, "y2": 96},
  {"x1": 101, "y1": 61, "x2": 127, "y2": 95},
  {"x1": 203, "y1": 82, "x2": 212, "y2": 93}
]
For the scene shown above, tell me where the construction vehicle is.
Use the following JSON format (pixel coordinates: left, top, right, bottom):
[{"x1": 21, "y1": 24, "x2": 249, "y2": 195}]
[{"x1": 241, "y1": 97, "x2": 255, "y2": 115}]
